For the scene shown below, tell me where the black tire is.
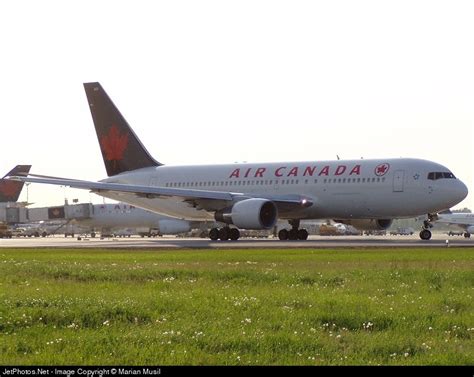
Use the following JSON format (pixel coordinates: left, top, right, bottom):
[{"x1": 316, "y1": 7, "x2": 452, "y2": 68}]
[
  {"x1": 464, "y1": 233, "x2": 471, "y2": 239},
  {"x1": 288, "y1": 229, "x2": 298, "y2": 240},
  {"x1": 218, "y1": 228, "x2": 230, "y2": 241},
  {"x1": 229, "y1": 228, "x2": 240, "y2": 241},
  {"x1": 419, "y1": 229, "x2": 432, "y2": 240},
  {"x1": 278, "y1": 229, "x2": 289, "y2": 241},
  {"x1": 209, "y1": 228, "x2": 219, "y2": 241},
  {"x1": 297, "y1": 229, "x2": 309, "y2": 240}
]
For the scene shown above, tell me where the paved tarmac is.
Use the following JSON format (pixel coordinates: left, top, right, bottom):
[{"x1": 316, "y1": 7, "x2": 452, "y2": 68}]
[{"x1": 0, "y1": 233, "x2": 472, "y2": 249}]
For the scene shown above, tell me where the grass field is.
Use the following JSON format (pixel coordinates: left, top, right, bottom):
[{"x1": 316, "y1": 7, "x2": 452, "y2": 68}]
[{"x1": 0, "y1": 247, "x2": 473, "y2": 365}]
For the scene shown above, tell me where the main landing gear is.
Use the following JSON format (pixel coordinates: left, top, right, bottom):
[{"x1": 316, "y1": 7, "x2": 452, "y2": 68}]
[
  {"x1": 209, "y1": 227, "x2": 240, "y2": 241},
  {"x1": 278, "y1": 220, "x2": 309, "y2": 241},
  {"x1": 419, "y1": 214, "x2": 436, "y2": 241}
]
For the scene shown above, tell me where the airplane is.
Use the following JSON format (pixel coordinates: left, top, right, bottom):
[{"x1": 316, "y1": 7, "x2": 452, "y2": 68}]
[
  {"x1": 64, "y1": 202, "x2": 202, "y2": 238},
  {"x1": 433, "y1": 210, "x2": 474, "y2": 238},
  {"x1": 20, "y1": 201, "x2": 203, "y2": 238},
  {"x1": 7, "y1": 83, "x2": 468, "y2": 241},
  {"x1": 0, "y1": 165, "x2": 31, "y2": 203}
]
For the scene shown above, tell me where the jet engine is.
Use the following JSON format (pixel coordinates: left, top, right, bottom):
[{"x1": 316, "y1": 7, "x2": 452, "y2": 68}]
[
  {"x1": 335, "y1": 219, "x2": 393, "y2": 231},
  {"x1": 215, "y1": 198, "x2": 278, "y2": 230},
  {"x1": 158, "y1": 219, "x2": 191, "y2": 235},
  {"x1": 466, "y1": 225, "x2": 474, "y2": 234}
]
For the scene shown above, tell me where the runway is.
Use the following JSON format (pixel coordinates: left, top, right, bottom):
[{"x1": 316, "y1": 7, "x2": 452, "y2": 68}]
[{"x1": 0, "y1": 233, "x2": 473, "y2": 249}]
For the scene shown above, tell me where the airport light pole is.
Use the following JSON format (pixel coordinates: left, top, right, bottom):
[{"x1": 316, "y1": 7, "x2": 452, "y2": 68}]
[{"x1": 26, "y1": 183, "x2": 30, "y2": 204}]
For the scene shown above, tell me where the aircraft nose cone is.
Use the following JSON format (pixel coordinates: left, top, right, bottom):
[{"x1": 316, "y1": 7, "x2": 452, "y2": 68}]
[{"x1": 457, "y1": 180, "x2": 469, "y2": 202}]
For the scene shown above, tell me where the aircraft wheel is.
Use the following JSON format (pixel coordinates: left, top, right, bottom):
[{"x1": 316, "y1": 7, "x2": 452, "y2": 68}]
[
  {"x1": 298, "y1": 229, "x2": 309, "y2": 240},
  {"x1": 288, "y1": 229, "x2": 298, "y2": 240},
  {"x1": 209, "y1": 228, "x2": 219, "y2": 241},
  {"x1": 218, "y1": 227, "x2": 230, "y2": 241},
  {"x1": 419, "y1": 229, "x2": 432, "y2": 240},
  {"x1": 464, "y1": 233, "x2": 471, "y2": 239},
  {"x1": 229, "y1": 228, "x2": 240, "y2": 241},
  {"x1": 278, "y1": 229, "x2": 289, "y2": 241}
]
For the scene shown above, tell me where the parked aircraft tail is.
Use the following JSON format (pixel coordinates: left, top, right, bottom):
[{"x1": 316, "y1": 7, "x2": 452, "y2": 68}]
[
  {"x1": 0, "y1": 165, "x2": 32, "y2": 202},
  {"x1": 83, "y1": 82, "x2": 162, "y2": 177}
]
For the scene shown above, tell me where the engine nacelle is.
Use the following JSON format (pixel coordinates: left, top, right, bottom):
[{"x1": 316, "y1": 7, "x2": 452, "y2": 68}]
[
  {"x1": 158, "y1": 219, "x2": 191, "y2": 235},
  {"x1": 215, "y1": 198, "x2": 278, "y2": 230},
  {"x1": 466, "y1": 226, "x2": 474, "y2": 234},
  {"x1": 335, "y1": 219, "x2": 393, "y2": 231}
]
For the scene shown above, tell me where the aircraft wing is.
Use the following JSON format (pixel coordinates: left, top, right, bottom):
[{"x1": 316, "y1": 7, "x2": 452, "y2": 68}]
[{"x1": 8, "y1": 175, "x2": 314, "y2": 214}]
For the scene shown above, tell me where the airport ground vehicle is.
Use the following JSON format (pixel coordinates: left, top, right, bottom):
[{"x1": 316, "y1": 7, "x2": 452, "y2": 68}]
[
  {"x1": 0, "y1": 223, "x2": 12, "y2": 238},
  {"x1": 389, "y1": 227, "x2": 415, "y2": 235},
  {"x1": 319, "y1": 223, "x2": 346, "y2": 236},
  {"x1": 447, "y1": 231, "x2": 465, "y2": 236}
]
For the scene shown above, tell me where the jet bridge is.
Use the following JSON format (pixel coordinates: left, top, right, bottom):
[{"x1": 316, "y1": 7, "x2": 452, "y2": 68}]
[
  {"x1": 0, "y1": 203, "x2": 28, "y2": 224},
  {"x1": 27, "y1": 203, "x2": 93, "y2": 222}
]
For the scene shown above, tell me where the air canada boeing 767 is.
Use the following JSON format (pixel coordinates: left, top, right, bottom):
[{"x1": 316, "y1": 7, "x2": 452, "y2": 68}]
[{"x1": 9, "y1": 83, "x2": 468, "y2": 241}]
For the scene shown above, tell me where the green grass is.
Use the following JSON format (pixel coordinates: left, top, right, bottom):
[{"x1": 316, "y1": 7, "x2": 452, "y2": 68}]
[{"x1": 0, "y1": 247, "x2": 473, "y2": 365}]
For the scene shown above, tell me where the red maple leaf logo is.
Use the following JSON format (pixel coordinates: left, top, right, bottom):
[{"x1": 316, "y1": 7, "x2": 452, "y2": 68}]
[
  {"x1": 100, "y1": 125, "x2": 129, "y2": 162},
  {"x1": 0, "y1": 181, "x2": 21, "y2": 198},
  {"x1": 374, "y1": 163, "x2": 390, "y2": 176}
]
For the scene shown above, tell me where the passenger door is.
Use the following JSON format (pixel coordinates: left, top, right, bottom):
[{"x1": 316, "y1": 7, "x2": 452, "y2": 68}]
[{"x1": 393, "y1": 170, "x2": 405, "y2": 192}]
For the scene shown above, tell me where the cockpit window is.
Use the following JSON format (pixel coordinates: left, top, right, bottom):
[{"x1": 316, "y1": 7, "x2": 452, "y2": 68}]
[{"x1": 427, "y1": 172, "x2": 456, "y2": 180}]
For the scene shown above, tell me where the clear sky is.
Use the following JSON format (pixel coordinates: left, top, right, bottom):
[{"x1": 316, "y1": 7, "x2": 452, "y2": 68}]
[{"x1": 1, "y1": 0, "x2": 472, "y2": 210}]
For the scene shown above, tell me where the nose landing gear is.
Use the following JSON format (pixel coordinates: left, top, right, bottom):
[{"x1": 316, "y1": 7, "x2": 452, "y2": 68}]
[{"x1": 419, "y1": 214, "x2": 437, "y2": 240}]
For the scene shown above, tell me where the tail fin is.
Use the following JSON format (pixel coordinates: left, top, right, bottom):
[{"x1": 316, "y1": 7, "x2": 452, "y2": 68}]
[
  {"x1": 0, "y1": 165, "x2": 32, "y2": 202},
  {"x1": 83, "y1": 82, "x2": 162, "y2": 177}
]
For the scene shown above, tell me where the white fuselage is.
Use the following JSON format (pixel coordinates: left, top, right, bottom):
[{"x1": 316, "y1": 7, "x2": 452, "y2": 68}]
[
  {"x1": 97, "y1": 158, "x2": 468, "y2": 221},
  {"x1": 437, "y1": 213, "x2": 474, "y2": 225},
  {"x1": 78, "y1": 203, "x2": 168, "y2": 228},
  {"x1": 435, "y1": 213, "x2": 474, "y2": 232},
  {"x1": 72, "y1": 203, "x2": 193, "y2": 234}
]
